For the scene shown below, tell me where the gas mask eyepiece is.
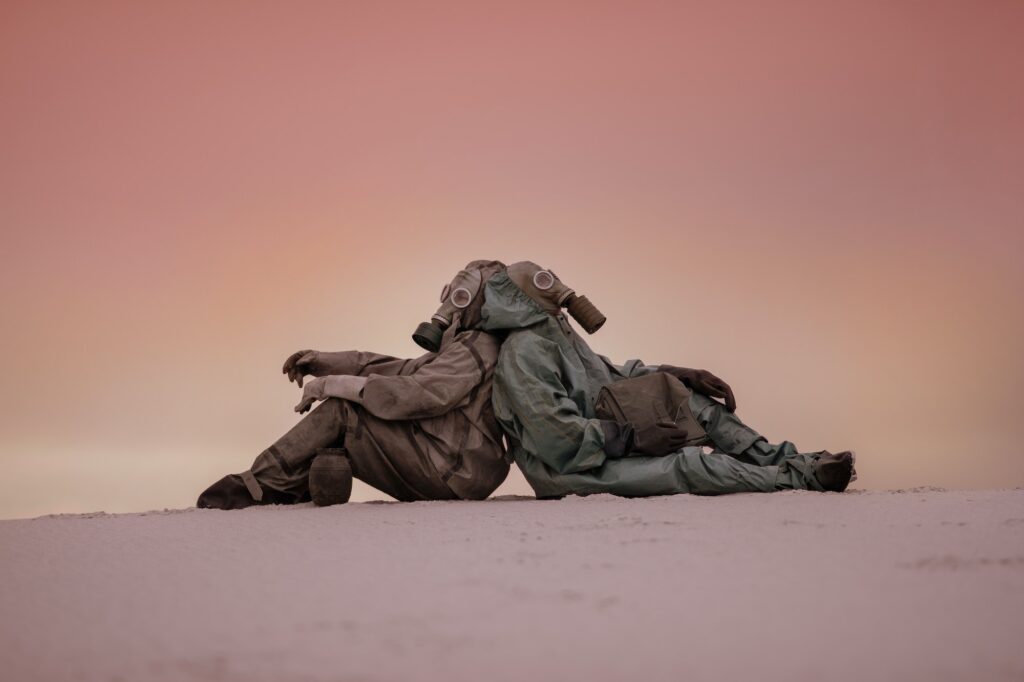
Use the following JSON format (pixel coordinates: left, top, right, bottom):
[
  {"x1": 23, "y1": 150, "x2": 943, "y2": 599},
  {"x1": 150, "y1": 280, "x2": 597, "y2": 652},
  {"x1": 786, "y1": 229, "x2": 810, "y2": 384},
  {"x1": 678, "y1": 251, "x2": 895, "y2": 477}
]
[
  {"x1": 413, "y1": 263, "x2": 501, "y2": 352},
  {"x1": 530, "y1": 267, "x2": 606, "y2": 333},
  {"x1": 506, "y1": 262, "x2": 608, "y2": 335}
]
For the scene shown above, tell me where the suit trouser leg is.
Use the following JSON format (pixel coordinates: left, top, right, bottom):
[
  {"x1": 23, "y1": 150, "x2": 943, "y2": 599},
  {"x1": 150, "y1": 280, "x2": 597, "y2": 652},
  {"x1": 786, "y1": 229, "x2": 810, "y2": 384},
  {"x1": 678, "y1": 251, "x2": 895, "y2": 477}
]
[
  {"x1": 250, "y1": 398, "x2": 348, "y2": 497},
  {"x1": 689, "y1": 392, "x2": 826, "y2": 466},
  {"x1": 532, "y1": 444, "x2": 824, "y2": 497},
  {"x1": 250, "y1": 398, "x2": 458, "y2": 502}
]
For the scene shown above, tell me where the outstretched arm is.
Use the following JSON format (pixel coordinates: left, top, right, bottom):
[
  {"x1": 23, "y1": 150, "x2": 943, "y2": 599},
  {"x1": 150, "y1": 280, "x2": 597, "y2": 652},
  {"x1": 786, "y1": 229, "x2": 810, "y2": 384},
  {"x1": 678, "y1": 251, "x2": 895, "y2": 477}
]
[
  {"x1": 659, "y1": 365, "x2": 736, "y2": 412},
  {"x1": 354, "y1": 333, "x2": 495, "y2": 420},
  {"x1": 294, "y1": 333, "x2": 497, "y2": 420},
  {"x1": 282, "y1": 349, "x2": 419, "y2": 387},
  {"x1": 599, "y1": 355, "x2": 660, "y2": 379},
  {"x1": 596, "y1": 352, "x2": 736, "y2": 411}
]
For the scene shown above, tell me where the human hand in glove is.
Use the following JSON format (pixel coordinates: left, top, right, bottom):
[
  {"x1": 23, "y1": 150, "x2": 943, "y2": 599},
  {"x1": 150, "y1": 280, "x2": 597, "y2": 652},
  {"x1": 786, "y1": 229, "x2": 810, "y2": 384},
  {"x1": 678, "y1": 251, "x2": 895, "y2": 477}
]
[
  {"x1": 632, "y1": 420, "x2": 691, "y2": 456},
  {"x1": 659, "y1": 365, "x2": 737, "y2": 412},
  {"x1": 294, "y1": 375, "x2": 368, "y2": 414},
  {"x1": 282, "y1": 350, "x2": 321, "y2": 388},
  {"x1": 294, "y1": 376, "x2": 327, "y2": 413}
]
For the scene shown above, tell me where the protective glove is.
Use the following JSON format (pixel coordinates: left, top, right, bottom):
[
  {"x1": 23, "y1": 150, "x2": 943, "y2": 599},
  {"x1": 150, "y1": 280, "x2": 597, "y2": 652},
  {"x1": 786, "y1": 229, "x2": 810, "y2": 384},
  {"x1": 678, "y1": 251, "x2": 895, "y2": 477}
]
[
  {"x1": 658, "y1": 365, "x2": 737, "y2": 412},
  {"x1": 599, "y1": 420, "x2": 635, "y2": 458},
  {"x1": 632, "y1": 420, "x2": 691, "y2": 456},
  {"x1": 294, "y1": 376, "x2": 327, "y2": 413},
  {"x1": 295, "y1": 375, "x2": 368, "y2": 413},
  {"x1": 282, "y1": 350, "x2": 321, "y2": 388}
]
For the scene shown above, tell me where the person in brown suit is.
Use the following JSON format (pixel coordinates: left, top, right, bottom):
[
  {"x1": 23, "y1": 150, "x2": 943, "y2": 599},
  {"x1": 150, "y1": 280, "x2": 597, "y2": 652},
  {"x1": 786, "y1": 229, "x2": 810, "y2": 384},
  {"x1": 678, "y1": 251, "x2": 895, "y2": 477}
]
[{"x1": 197, "y1": 260, "x2": 509, "y2": 509}]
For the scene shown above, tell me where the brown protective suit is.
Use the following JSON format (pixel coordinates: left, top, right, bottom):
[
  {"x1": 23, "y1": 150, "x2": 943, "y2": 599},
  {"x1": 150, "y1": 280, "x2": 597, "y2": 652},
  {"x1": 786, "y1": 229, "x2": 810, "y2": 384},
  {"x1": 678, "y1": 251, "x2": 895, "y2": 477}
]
[{"x1": 249, "y1": 329, "x2": 508, "y2": 502}]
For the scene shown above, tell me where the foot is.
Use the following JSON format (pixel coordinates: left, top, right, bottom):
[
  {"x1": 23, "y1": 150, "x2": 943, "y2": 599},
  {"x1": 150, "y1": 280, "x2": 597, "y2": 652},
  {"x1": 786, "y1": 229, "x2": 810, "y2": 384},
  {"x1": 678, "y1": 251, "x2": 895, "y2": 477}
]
[
  {"x1": 196, "y1": 473, "x2": 296, "y2": 510},
  {"x1": 813, "y1": 451, "x2": 855, "y2": 492}
]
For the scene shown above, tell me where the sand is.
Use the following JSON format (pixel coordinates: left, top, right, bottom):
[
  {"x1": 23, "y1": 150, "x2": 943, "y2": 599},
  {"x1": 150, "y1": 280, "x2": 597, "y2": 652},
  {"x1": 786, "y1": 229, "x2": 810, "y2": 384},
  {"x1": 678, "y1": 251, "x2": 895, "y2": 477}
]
[{"x1": 2, "y1": 488, "x2": 1023, "y2": 681}]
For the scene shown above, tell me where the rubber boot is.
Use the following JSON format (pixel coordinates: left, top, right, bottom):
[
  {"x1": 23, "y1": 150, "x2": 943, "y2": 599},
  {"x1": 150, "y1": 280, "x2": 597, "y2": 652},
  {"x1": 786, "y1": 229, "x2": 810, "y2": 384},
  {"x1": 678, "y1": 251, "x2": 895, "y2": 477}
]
[
  {"x1": 196, "y1": 472, "x2": 297, "y2": 510},
  {"x1": 814, "y1": 451, "x2": 855, "y2": 492},
  {"x1": 309, "y1": 448, "x2": 353, "y2": 506},
  {"x1": 199, "y1": 399, "x2": 349, "y2": 509},
  {"x1": 250, "y1": 398, "x2": 349, "y2": 498}
]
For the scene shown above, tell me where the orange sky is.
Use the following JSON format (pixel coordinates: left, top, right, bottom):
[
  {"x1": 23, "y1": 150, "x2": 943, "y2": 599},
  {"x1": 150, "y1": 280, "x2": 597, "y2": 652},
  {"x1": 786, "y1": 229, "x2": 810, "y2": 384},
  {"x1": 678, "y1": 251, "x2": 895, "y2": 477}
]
[{"x1": 1, "y1": 1, "x2": 1022, "y2": 518}]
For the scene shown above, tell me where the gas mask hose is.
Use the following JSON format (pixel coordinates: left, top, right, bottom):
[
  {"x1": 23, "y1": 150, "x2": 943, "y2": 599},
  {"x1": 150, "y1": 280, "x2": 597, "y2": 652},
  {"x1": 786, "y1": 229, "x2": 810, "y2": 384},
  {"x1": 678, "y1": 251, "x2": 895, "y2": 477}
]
[{"x1": 563, "y1": 293, "x2": 606, "y2": 334}]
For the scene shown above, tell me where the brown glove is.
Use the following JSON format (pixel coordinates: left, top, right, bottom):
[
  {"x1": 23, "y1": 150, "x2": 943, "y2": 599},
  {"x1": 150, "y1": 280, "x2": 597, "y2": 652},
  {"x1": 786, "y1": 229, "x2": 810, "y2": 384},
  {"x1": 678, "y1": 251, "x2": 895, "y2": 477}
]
[
  {"x1": 632, "y1": 420, "x2": 691, "y2": 456},
  {"x1": 282, "y1": 350, "x2": 323, "y2": 388},
  {"x1": 599, "y1": 420, "x2": 635, "y2": 458},
  {"x1": 658, "y1": 365, "x2": 737, "y2": 412},
  {"x1": 294, "y1": 375, "x2": 326, "y2": 413},
  {"x1": 295, "y1": 375, "x2": 368, "y2": 413}
]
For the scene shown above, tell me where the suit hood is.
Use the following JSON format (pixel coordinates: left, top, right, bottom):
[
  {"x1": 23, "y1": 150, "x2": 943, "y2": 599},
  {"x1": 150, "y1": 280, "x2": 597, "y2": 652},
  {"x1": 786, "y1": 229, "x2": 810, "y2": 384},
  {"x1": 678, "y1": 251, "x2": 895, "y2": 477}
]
[{"x1": 479, "y1": 271, "x2": 551, "y2": 332}]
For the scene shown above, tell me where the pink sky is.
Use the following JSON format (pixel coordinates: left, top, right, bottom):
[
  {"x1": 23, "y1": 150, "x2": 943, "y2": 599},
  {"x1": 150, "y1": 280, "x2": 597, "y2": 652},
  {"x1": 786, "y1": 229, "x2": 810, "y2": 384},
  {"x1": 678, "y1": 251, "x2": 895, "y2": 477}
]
[{"x1": 1, "y1": 1, "x2": 1022, "y2": 517}]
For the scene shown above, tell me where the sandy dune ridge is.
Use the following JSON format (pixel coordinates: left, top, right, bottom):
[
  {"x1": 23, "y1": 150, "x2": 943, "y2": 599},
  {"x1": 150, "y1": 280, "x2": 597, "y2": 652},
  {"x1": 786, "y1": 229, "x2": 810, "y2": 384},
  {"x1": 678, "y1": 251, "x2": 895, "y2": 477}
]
[{"x1": 2, "y1": 488, "x2": 1023, "y2": 681}]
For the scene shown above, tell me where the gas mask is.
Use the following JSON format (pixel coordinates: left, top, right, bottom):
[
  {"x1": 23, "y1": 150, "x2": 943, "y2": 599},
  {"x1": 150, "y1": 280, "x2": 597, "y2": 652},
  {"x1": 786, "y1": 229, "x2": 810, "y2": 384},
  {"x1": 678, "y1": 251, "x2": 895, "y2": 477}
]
[
  {"x1": 505, "y1": 261, "x2": 607, "y2": 334},
  {"x1": 412, "y1": 260, "x2": 506, "y2": 352}
]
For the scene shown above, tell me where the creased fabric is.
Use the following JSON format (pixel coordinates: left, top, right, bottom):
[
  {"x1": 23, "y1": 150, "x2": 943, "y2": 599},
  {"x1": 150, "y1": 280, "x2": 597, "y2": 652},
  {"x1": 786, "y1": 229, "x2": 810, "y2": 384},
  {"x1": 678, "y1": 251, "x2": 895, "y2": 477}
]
[{"x1": 480, "y1": 271, "x2": 823, "y2": 499}]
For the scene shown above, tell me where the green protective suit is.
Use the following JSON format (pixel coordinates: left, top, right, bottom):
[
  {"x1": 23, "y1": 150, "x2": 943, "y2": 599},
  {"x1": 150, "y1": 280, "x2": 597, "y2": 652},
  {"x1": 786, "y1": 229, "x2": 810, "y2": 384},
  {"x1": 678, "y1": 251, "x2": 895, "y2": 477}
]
[{"x1": 479, "y1": 271, "x2": 827, "y2": 499}]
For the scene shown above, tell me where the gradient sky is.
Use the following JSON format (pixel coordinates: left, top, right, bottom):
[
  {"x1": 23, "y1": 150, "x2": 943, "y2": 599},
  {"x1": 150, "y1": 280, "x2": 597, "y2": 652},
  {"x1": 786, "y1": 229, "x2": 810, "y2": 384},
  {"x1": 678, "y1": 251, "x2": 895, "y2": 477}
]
[{"x1": 1, "y1": 1, "x2": 1022, "y2": 518}]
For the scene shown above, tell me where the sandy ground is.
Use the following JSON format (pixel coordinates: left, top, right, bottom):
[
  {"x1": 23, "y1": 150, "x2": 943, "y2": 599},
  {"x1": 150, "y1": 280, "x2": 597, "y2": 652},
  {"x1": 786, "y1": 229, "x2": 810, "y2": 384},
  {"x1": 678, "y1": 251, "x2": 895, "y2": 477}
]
[{"x1": 1, "y1": 489, "x2": 1023, "y2": 682}]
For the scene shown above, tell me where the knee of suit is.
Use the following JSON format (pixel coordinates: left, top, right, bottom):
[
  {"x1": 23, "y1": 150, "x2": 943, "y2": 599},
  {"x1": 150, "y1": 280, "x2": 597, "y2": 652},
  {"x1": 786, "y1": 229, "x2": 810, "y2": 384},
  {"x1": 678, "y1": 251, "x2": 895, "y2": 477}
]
[
  {"x1": 311, "y1": 397, "x2": 355, "y2": 431},
  {"x1": 688, "y1": 392, "x2": 762, "y2": 455},
  {"x1": 318, "y1": 397, "x2": 350, "y2": 418}
]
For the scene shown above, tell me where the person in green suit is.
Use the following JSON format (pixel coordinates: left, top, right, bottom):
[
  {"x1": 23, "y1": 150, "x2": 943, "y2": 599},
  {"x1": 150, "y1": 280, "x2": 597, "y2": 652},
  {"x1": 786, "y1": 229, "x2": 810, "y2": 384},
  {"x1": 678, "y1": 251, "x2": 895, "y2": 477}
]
[{"x1": 471, "y1": 261, "x2": 854, "y2": 500}]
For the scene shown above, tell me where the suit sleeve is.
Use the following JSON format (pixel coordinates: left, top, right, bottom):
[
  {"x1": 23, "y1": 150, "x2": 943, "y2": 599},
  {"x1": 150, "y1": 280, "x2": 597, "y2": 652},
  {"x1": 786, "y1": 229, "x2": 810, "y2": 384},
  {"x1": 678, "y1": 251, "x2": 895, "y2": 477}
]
[
  {"x1": 311, "y1": 350, "x2": 418, "y2": 378},
  {"x1": 598, "y1": 354, "x2": 660, "y2": 379},
  {"x1": 356, "y1": 335, "x2": 490, "y2": 420},
  {"x1": 498, "y1": 335, "x2": 608, "y2": 475}
]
